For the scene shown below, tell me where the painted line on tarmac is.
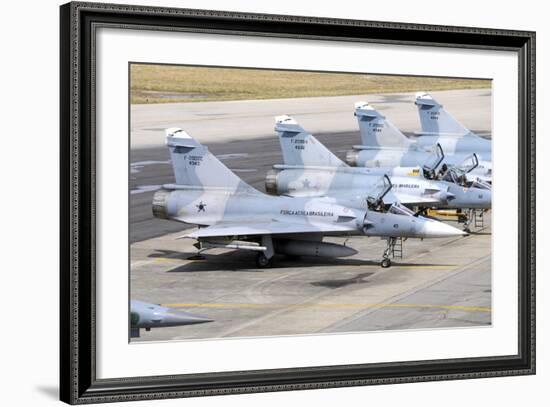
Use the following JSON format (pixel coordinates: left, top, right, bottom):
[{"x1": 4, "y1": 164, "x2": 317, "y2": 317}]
[
  {"x1": 325, "y1": 254, "x2": 491, "y2": 331},
  {"x1": 163, "y1": 302, "x2": 490, "y2": 313}
]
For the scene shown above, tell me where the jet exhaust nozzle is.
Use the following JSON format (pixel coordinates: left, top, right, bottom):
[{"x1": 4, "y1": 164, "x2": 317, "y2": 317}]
[
  {"x1": 345, "y1": 150, "x2": 360, "y2": 167},
  {"x1": 265, "y1": 168, "x2": 282, "y2": 195},
  {"x1": 152, "y1": 189, "x2": 173, "y2": 219}
]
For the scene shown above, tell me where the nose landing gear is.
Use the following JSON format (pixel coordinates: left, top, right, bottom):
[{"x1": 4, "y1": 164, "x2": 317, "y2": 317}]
[
  {"x1": 460, "y1": 209, "x2": 484, "y2": 233},
  {"x1": 381, "y1": 237, "x2": 399, "y2": 268}
]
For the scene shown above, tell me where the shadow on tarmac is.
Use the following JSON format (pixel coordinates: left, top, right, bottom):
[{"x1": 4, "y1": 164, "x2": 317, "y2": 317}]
[
  {"x1": 148, "y1": 249, "x2": 192, "y2": 260},
  {"x1": 154, "y1": 250, "x2": 454, "y2": 273},
  {"x1": 311, "y1": 272, "x2": 375, "y2": 288}
]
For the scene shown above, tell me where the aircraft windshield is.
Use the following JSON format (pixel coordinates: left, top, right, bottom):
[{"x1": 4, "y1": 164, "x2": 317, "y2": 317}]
[
  {"x1": 388, "y1": 202, "x2": 415, "y2": 217},
  {"x1": 471, "y1": 178, "x2": 492, "y2": 191},
  {"x1": 440, "y1": 154, "x2": 479, "y2": 186}
]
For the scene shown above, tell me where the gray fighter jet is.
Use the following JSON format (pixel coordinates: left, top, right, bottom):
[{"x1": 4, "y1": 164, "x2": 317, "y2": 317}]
[
  {"x1": 152, "y1": 128, "x2": 465, "y2": 268},
  {"x1": 269, "y1": 116, "x2": 491, "y2": 210},
  {"x1": 414, "y1": 92, "x2": 492, "y2": 154},
  {"x1": 346, "y1": 102, "x2": 492, "y2": 181},
  {"x1": 130, "y1": 300, "x2": 213, "y2": 338}
]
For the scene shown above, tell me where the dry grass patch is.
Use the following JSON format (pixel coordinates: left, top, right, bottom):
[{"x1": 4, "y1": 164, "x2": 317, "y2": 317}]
[{"x1": 131, "y1": 64, "x2": 490, "y2": 104}]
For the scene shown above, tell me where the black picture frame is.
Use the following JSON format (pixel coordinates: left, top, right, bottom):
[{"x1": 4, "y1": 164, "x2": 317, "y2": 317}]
[{"x1": 60, "y1": 1, "x2": 536, "y2": 404}]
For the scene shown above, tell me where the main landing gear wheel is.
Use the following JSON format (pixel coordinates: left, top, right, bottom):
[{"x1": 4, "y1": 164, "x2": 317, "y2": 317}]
[
  {"x1": 381, "y1": 258, "x2": 392, "y2": 268},
  {"x1": 255, "y1": 253, "x2": 272, "y2": 268}
]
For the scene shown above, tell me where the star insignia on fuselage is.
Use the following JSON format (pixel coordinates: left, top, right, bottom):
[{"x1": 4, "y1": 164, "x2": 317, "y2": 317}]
[
  {"x1": 302, "y1": 178, "x2": 311, "y2": 188},
  {"x1": 196, "y1": 201, "x2": 207, "y2": 212}
]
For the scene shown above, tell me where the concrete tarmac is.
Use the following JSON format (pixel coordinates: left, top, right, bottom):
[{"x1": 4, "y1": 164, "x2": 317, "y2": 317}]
[
  {"x1": 131, "y1": 218, "x2": 491, "y2": 341},
  {"x1": 130, "y1": 88, "x2": 491, "y2": 341},
  {"x1": 131, "y1": 88, "x2": 491, "y2": 148}
]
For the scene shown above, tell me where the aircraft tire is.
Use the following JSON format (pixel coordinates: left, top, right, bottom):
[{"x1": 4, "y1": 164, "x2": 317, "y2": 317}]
[{"x1": 256, "y1": 253, "x2": 272, "y2": 268}]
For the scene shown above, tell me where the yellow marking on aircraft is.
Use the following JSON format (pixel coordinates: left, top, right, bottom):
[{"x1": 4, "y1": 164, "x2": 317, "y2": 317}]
[{"x1": 163, "y1": 302, "x2": 491, "y2": 313}]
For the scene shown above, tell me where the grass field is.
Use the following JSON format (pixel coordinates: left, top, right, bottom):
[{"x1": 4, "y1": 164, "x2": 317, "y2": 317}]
[{"x1": 130, "y1": 64, "x2": 491, "y2": 104}]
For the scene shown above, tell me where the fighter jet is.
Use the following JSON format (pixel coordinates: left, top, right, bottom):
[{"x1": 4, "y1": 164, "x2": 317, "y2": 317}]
[
  {"x1": 130, "y1": 300, "x2": 213, "y2": 338},
  {"x1": 269, "y1": 115, "x2": 491, "y2": 211},
  {"x1": 414, "y1": 92, "x2": 491, "y2": 155},
  {"x1": 346, "y1": 101, "x2": 492, "y2": 181},
  {"x1": 152, "y1": 128, "x2": 465, "y2": 268}
]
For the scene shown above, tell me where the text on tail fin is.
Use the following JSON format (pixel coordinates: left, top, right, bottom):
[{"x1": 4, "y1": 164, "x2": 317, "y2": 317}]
[
  {"x1": 354, "y1": 101, "x2": 412, "y2": 148},
  {"x1": 414, "y1": 92, "x2": 469, "y2": 136},
  {"x1": 166, "y1": 128, "x2": 258, "y2": 193},
  {"x1": 275, "y1": 116, "x2": 346, "y2": 167}
]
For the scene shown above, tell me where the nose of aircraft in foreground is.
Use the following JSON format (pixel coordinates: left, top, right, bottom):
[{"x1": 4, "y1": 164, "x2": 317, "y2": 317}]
[
  {"x1": 162, "y1": 311, "x2": 214, "y2": 326},
  {"x1": 422, "y1": 219, "x2": 467, "y2": 238}
]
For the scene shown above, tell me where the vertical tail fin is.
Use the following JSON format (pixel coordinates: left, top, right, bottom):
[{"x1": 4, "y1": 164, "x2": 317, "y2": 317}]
[
  {"x1": 354, "y1": 102, "x2": 412, "y2": 148},
  {"x1": 166, "y1": 128, "x2": 259, "y2": 194},
  {"x1": 415, "y1": 92, "x2": 470, "y2": 136},
  {"x1": 275, "y1": 115, "x2": 347, "y2": 167}
]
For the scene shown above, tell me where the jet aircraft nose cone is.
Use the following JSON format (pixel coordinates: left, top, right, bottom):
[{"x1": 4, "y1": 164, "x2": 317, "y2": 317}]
[
  {"x1": 163, "y1": 311, "x2": 214, "y2": 326},
  {"x1": 422, "y1": 219, "x2": 467, "y2": 238}
]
